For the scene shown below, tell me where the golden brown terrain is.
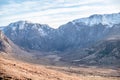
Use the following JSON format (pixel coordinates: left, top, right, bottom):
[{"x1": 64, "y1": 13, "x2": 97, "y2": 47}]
[
  {"x1": 0, "y1": 54, "x2": 120, "y2": 80},
  {"x1": 0, "y1": 54, "x2": 81, "y2": 80},
  {"x1": 47, "y1": 66, "x2": 120, "y2": 80}
]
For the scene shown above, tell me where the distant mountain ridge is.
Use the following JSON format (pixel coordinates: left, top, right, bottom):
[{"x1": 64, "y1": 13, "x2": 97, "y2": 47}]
[{"x1": 2, "y1": 12, "x2": 120, "y2": 52}]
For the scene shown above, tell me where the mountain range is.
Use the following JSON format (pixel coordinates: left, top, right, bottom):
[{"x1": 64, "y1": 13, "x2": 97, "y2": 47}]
[{"x1": 1, "y1": 12, "x2": 120, "y2": 66}]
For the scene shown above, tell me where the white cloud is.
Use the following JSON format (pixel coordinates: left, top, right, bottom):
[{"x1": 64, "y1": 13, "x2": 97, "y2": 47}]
[{"x1": 0, "y1": 0, "x2": 119, "y2": 28}]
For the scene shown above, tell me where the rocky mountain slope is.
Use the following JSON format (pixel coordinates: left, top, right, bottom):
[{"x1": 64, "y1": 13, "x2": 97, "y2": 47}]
[
  {"x1": 0, "y1": 30, "x2": 12, "y2": 53},
  {"x1": 68, "y1": 37, "x2": 120, "y2": 67},
  {"x1": 0, "y1": 30, "x2": 37, "y2": 62}
]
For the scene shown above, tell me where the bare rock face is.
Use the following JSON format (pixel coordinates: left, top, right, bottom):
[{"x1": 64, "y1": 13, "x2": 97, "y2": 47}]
[{"x1": 0, "y1": 30, "x2": 12, "y2": 53}]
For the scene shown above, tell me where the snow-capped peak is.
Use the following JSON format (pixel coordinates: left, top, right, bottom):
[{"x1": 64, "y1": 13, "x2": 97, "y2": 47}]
[
  {"x1": 9, "y1": 20, "x2": 30, "y2": 30},
  {"x1": 7, "y1": 20, "x2": 54, "y2": 37},
  {"x1": 73, "y1": 13, "x2": 120, "y2": 27}
]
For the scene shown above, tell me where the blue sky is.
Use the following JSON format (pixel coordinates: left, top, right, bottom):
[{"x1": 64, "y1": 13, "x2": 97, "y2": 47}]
[{"x1": 0, "y1": 0, "x2": 120, "y2": 28}]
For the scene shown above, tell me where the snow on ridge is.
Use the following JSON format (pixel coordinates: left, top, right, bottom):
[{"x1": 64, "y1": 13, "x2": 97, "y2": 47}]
[
  {"x1": 73, "y1": 13, "x2": 120, "y2": 27},
  {"x1": 38, "y1": 28, "x2": 47, "y2": 36},
  {"x1": 8, "y1": 20, "x2": 50, "y2": 37},
  {"x1": 19, "y1": 21, "x2": 25, "y2": 30},
  {"x1": 12, "y1": 27, "x2": 16, "y2": 31}
]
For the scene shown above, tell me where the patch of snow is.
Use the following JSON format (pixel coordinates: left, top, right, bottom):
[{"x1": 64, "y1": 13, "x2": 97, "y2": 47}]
[
  {"x1": 32, "y1": 24, "x2": 39, "y2": 30},
  {"x1": 38, "y1": 28, "x2": 47, "y2": 36},
  {"x1": 12, "y1": 27, "x2": 16, "y2": 31},
  {"x1": 19, "y1": 21, "x2": 25, "y2": 30}
]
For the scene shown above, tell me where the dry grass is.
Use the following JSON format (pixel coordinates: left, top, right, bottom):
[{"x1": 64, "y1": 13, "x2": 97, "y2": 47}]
[
  {"x1": 46, "y1": 65, "x2": 120, "y2": 80},
  {"x1": 0, "y1": 55, "x2": 81, "y2": 80},
  {"x1": 0, "y1": 54, "x2": 120, "y2": 80}
]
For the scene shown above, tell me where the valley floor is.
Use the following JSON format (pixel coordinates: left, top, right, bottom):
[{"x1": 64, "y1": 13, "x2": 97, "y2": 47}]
[{"x1": 0, "y1": 54, "x2": 120, "y2": 80}]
